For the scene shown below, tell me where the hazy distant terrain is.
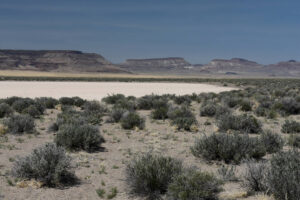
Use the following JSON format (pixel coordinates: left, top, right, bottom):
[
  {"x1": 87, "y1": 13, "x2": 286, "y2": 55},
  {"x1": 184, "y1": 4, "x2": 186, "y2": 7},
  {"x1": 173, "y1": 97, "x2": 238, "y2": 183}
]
[{"x1": 1, "y1": 49, "x2": 300, "y2": 77}]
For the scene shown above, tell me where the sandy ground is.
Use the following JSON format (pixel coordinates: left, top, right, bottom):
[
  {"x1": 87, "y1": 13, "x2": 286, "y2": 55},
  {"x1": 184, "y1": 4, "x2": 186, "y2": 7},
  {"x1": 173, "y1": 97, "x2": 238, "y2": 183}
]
[
  {"x1": 0, "y1": 81, "x2": 236, "y2": 100},
  {"x1": 1, "y1": 101, "x2": 296, "y2": 200}
]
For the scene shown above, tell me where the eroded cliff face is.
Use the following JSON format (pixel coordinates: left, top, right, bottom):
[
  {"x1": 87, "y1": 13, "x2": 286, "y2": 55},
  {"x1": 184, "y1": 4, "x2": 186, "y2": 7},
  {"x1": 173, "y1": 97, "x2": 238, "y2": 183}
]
[
  {"x1": 119, "y1": 57, "x2": 192, "y2": 72},
  {"x1": 0, "y1": 50, "x2": 128, "y2": 73},
  {"x1": 201, "y1": 58, "x2": 263, "y2": 73}
]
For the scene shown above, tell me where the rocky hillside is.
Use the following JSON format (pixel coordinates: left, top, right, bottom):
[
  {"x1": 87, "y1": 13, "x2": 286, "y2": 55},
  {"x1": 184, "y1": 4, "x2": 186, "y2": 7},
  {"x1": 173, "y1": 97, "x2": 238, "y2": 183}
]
[
  {"x1": 198, "y1": 58, "x2": 263, "y2": 74},
  {"x1": 0, "y1": 50, "x2": 128, "y2": 73},
  {"x1": 119, "y1": 57, "x2": 192, "y2": 73},
  {"x1": 264, "y1": 60, "x2": 300, "y2": 76},
  {"x1": 197, "y1": 58, "x2": 300, "y2": 76}
]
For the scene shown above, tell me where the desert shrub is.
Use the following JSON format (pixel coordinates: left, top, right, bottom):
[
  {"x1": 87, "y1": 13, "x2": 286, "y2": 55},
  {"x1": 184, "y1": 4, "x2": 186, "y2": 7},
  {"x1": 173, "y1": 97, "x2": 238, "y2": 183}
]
[
  {"x1": 108, "y1": 107, "x2": 127, "y2": 123},
  {"x1": 35, "y1": 97, "x2": 59, "y2": 109},
  {"x1": 217, "y1": 165, "x2": 238, "y2": 182},
  {"x1": 0, "y1": 103, "x2": 13, "y2": 118},
  {"x1": 82, "y1": 101, "x2": 106, "y2": 113},
  {"x1": 280, "y1": 97, "x2": 300, "y2": 115},
  {"x1": 4, "y1": 114, "x2": 35, "y2": 134},
  {"x1": 173, "y1": 95, "x2": 192, "y2": 105},
  {"x1": 121, "y1": 112, "x2": 145, "y2": 130},
  {"x1": 218, "y1": 114, "x2": 262, "y2": 134},
  {"x1": 59, "y1": 97, "x2": 75, "y2": 106},
  {"x1": 4, "y1": 96, "x2": 22, "y2": 106},
  {"x1": 23, "y1": 105, "x2": 42, "y2": 118},
  {"x1": 55, "y1": 123, "x2": 104, "y2": 152},
  {"x1": 114, "y1": 98, "x2": 137, "y2": 110},
  {"x1": 191, "y1": 133, "x2": 266, "y2": 164},
  {"x1": 168, "y1": 106, "x2": 197, "y2": 131},
  {"x1": 167, "y1": 168, "x2": 222, "y2": 200},
  {"x1": 102, "y1": 94, "x2": 126, "y2": 104},
  {"x1": 50, "y1": 109, "x2": 87, "y2": 131},
  {"x1": 255, "y1": 105, "x2": 267, "y2": 117},
  {"x1": 288, "y1": 134, "x2": 300, "y2": 148},
  {"x1": 260, "y1": 131, "x2": 284, "y2": 153},
  {"x1": 152, "y1": 106, "x2": 168, "y2": 120},
  {"x1": 240, "y1": 99, "x2": 252, "y2": 111},
  {"x1": 11, "y1": 143, "x2": 74, "y2": 187},
  {"x1": 72, "y1": 96, "x2": 86, "y2": 107},
  {"x1": 223, "y1": 96, "x2": 241, "y2": 108},
  {"x1": 12, "y1": 98, "x2": 35, "y2": 113},
  {"x1": 137, "y1": 95, "x2": 167, "y2": 110},
  {"x1": 126, "y1": 153, "x2": 183, "y2": 199},
  {"x1": 172, "y1": 117, "x2": 197, "y2": 131},
  {"x1": 200, "y1": 103, "x2": 217, "y2": 117},
  {"x1": 267, "y1": 150, "x2": 300, "y2": 200},
  {"x1": 281, "y1": 120, "x2": 300, "y2": 133},
  {"x1": 82, "y1": 101, "x2": 108, "y2": 124},
  {"x1": 242, "y1": 160, "x2": 268, "y2": 192},
  {"x1": 215, "y1": 105, "x2": 232, "y2": 119}
]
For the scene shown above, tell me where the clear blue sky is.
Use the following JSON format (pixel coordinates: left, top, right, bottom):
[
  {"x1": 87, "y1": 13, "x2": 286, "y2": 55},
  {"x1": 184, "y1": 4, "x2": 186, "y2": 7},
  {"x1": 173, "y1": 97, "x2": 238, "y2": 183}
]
[{"x1": 1, "y1": 0, "x2": 300, "y2": 64}]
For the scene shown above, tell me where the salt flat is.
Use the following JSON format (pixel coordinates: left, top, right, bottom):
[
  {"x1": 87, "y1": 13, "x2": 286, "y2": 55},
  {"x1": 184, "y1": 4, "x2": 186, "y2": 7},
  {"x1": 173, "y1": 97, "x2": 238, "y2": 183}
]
[{"x1": 0, "y1": 81, "x2": 236, "y2": 100}]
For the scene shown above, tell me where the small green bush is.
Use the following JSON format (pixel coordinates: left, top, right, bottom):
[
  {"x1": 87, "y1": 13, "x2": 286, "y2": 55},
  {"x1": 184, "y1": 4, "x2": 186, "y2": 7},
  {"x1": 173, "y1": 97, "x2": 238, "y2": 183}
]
[
  {"x1": 281, "y1": 120, "x2": 300, "y2": 133},
  {"x1": 4, "y1": 114, "x2": 35, "y2": 134},
  {"x1": 55, "y1": 123, "x2": 105, "y2": 152},
  {"x1": 167, "y1": 168, "x2": 222, "y2": 200},
  {"x1": 191, "y1": 133, "x2": 266, "y2": 164},
  {"x1": 82, "y1": 101, "x2": 107, "y2": 125},
  {"x1": 288, "y1": 134, "x2": 300, "y2": 148},
  {"x1": 172, "y1": 117, "x2": 197, "y2": 131},
  {"x1": 173, "y1": 95, "x2": 192, "y2": 105},
  {"x1": 218, "y1": 114, "x2": 262, "y2": 134},
  {"x1": 200, "y1": 103, "x2": 217, "y2": 117},
  {"x1": 51, "y1": 109, "x2": 87, "y2": 131},
  {"x1": 11, "y1": 143, "x2": 75, "y2": 187},
  {"x1": 23, "y1": 105, "x2": 42, "y2": 118},
  {"x1": 223, "y1": 96, "x2": 241, "y2": 108},
  {"x1": 267, "y1": 150, "x2": 300, "y2": 200},
  {"x1": 4, "y1": 96, "x2": 22, "y2": 106},
  {"x1": 151, "y1": 106, "x2": 168, "y2": 120},
  {"x1": 102, "y1": 94, "x2": 126, "y2": 104},
  {"x1": 217, "y1": 165, "x2": 238, "y2": 182},
  {"x1": 12, "y1": 98, "x2": 35, "y2": 113},
  {"x1": 126, "y1": 153, "x2": 183, "y2": 199},
  {"x1": 121, "y1": 112, "x2": 145, "y2": 130},
  {"x1": 108, "y1": 107, "x2": 127, "y2": 123},
  {"x1": 242, "y1": 160, "x2": 268, "y2": 192},
  {"x1": 72, "y1": 96, "x2": 86, "y2": 107},
  {"x1": 0, "y1": 103, "x2": 13, "y2": 118},
  {"x1": 137, "y1": 95, "x2": 158, "y2": 110},
  {"x1": 260, "y1": 131, "x2": 284, "y2": 153},
  {"x1": 35, "y1": 97, "x2": 59, "y2": 109},
  {"x1": 240, "y1": 99, "x2": 252, "y2": 111},
  {"x1": 168, "y1": 106, "x2": 197, "y2": 131},
  {"x1": 82, "y1": 101, "x2": 107, "y2": 113},
  {"x1": 280, "y1": 97, "x2": 300, "y2": 115},
  {"x1": 59, "y1": 97, "x2": 75, "y2": 106}
]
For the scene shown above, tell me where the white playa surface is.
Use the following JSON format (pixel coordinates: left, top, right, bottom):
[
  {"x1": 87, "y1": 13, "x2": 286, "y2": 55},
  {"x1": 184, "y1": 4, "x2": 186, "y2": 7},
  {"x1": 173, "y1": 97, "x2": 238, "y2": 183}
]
[{"x1": 0, "y1": 81, "x2": 236, "y2": 100}]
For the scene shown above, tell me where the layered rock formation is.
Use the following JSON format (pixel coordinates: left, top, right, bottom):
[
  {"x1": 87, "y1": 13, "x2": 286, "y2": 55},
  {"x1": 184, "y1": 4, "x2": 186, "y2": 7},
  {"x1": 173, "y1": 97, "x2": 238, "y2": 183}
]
[
  {"x1": 0, "y1": 50, "x2": 128, "y2": 73},
  {"x1": 119, "y1": 57, "x2": 192, "y2": 73}
]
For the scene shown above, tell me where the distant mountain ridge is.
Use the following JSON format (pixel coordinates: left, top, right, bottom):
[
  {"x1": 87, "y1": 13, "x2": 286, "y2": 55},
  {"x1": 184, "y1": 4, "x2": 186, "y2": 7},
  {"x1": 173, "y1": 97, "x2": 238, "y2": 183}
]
[
  {"x1": 0, "y1": 50, "x2": 128, "y2": 73},
  {"x1": 0, "y1": 49, "x2": 300, "y2": 76},
  {"x1": 119, "y1": 57, "x2": 192, "y2": 73}
]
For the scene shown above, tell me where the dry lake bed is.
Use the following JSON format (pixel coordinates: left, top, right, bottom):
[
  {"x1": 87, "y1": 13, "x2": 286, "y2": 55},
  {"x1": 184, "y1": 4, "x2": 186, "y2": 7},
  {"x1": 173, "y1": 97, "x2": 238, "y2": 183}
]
[{"x1": 0, "y1": 81, "x2": 235, "y2": 100}]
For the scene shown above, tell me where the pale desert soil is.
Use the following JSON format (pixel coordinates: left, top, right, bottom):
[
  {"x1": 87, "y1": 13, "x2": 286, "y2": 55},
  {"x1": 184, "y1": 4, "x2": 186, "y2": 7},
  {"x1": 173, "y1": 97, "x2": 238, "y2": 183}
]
[
  {"x1": 0, "y1": 101, "x2": 295, "y2": 200},
  {"x1": 0, "y1": 81, "x2": 236, "y2": 100}
]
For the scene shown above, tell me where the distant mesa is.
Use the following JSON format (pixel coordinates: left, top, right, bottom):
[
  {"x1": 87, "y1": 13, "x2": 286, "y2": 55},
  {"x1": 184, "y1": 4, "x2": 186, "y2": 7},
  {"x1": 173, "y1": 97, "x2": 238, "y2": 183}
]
[
  {"x1": 0, "y1": 49, "x2": 129, "y2": 73},
  {"x1": 119, "y1": 57, "x2": 193, "y2": 73},
  {"x1": 0, "y1": 49, "x2": 300, "y2": 76}
]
